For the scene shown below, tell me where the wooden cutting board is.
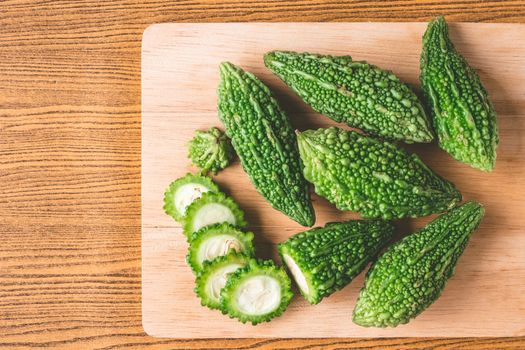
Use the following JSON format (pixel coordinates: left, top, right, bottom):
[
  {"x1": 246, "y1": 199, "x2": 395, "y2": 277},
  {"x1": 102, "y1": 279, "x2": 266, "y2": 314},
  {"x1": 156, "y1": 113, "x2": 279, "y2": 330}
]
[{"x1": 141, "y1": 23, "x2": 525, "y2": 338}]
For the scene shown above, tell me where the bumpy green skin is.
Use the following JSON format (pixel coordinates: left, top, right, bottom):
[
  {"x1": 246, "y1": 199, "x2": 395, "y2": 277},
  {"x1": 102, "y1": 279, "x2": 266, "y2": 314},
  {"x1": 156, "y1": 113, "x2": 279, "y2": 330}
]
[
  {"x1": 297, "y1": 127, "x2": 461, "y2": 219},
  {"x1": 220, "y1": 259, "x2": 293, "y2": 325},
  {"x1": 264, "y1": 51, "x2": 433, "y2": 143},
  {"x1": 278, "y1": 220, "x2": 394, "y2": 305},
  {"x1": 353, "y1": 201, "x2": 484, "y2": 328},
  {"x1": 186, "y1": 223, "x2": 255, "y2": 273},
  {"x1": 188, "y1": 127, "x2": 235, "y2": 174},
  {"x1": 194, "y1": 252, "x2": 251, "y2": 310},
  {"x1": 420, "y1": 17, "x2": 498, "y2": 171},
  {"x1": 163, "y1": 173, "x2": 219, "y2": 222},
  {"x1": 217, "y1": 62, "x2": 315, "y2": 227},
  {"x1": 182, "y1": 192, "x2": 247, "y2": 238}
]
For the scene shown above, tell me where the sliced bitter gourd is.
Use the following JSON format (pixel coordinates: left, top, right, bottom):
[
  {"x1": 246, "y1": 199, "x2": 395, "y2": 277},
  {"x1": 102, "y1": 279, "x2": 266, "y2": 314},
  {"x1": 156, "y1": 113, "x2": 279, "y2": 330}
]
[
  {"x1": 353, "y1": 201, "x2": 484, "y2": 328},
  {"x1": 194, "y1": 252, "x2": 251, "y2": 310},
  {"x1": 187, "y1": 223, "x2": 255, "y2": 273},
  {"x1": 163, "y1": 173, "x2": 219, "y2": 222},
  {"x1": 278, "y1": 220, "x2": 394, "y2": 305},
  {"x1": 182, "y1": 192, "x2": 247, "y2": 238},
  {"x1": 220, "y1": 259, "x2": 293, "y2": 325}
]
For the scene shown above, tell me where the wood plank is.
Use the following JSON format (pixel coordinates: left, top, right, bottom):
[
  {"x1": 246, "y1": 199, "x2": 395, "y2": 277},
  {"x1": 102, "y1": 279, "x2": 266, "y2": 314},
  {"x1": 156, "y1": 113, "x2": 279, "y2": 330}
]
[
  {"x1": 3, "y1": 1, "x2": 525, "y2": 348},
  {"x1": 141, "y1": 22, "x2": 525, "y2": 338}
]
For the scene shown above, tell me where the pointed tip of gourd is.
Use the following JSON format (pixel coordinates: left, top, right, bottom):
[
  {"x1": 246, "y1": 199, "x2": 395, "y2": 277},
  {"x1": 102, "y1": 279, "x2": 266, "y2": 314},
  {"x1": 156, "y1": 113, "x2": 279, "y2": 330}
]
[
  {"x1": 263, "y1": 51, "x2": 278, "y2": 68},
  {"x1": 423, "y1": 15, "x2": 450, "y2": 49},
  {"x1": 464, "y1": 200, "x2": 484, "y2": 213},
  {"x1": 427, "y1": 15, "x2": 448, "y2": 33},
  {"x1": 428, "y1": 15, "x2": 446, "y2": 28},
  {"x1": 219, "y1": 61, "x2": 240, "y2": 78}
]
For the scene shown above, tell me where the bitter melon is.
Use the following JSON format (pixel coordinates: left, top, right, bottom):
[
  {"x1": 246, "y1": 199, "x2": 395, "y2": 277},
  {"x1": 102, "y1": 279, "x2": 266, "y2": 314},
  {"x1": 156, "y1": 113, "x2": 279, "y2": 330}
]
[
  {"x1": 194, "y1": 252, "x2": 251, "y2": 310},
  {"x1": 220, "y1": 259, "x2": 293, "y2": 325},
  {"x1": 353, "y1": 201, "x2": 484, "y2": 327},
  {"x1": 182, "y1": 192, "x2": 247, "y2": 238},
  {"x1": 420, "y1": 16, "x2": 498, "y2": 171},
  {"x1": 187, "y1": 223, "x2": 255, "y2": 273},
  {"x1": 163, "y1": 173, "x2": 219, "y2": 222},
  {"x1": 278, "y1": 220, "x2": 394, "y2": 304},
  {"x1": 297, "y1": 127, "x2": 461, "y2": 219},
  {"x1": 217, "y1": 62, "x2": 315, "y2": 227},
  {"x1": 264, "y1": 51, "x2": 433, "y2": 143},
  {"x1": 188, "y1": 127, "x2": 234, "y2": 174}
]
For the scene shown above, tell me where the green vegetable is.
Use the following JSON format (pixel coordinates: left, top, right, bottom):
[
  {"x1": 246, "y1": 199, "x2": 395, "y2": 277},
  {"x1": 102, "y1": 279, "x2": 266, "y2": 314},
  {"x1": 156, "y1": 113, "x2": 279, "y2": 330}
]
[
  {"x1": 217, "y1": 62, "x2": 315, "y2": 227},
  {"x1": 264, "y1": 51, "x2": 433, "y2": 143},
  {"x1": 195, "y1": 252, "x2": 252, "y2": 309},
  {"x1": 278, "y1": 220, "x2": 394, "y2": 304},
  {"x1": 163, "y1": 173, "x2": 219, "y2": 222},
  {"x1": 353, "y1": 201, "x2": 484, "y2": 328},
  {"x1": 188, "y1": 127, "x2": 234, "y2": 174},
  {"x1": 187, "y1": 223, "x2": 254, "y2": 273},
  {"x1": 182, "y1": 192, "x2": 247, "y2": 238},
  {"x1": 297, "y1": 127, "x2": 461, "y2": 219},
  {"x1": 220, "y1": 259, "x2": 293, "y2": 325},
  {"x1": 420, "y1": 16, "x2": 498, "y2": 171}
]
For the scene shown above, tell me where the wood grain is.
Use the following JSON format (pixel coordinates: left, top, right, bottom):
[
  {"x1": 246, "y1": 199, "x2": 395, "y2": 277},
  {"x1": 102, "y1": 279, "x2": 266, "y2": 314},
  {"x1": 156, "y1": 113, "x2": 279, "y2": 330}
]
[{"x1": 1, "y1": 0, "x2": 525, "y2": 348}]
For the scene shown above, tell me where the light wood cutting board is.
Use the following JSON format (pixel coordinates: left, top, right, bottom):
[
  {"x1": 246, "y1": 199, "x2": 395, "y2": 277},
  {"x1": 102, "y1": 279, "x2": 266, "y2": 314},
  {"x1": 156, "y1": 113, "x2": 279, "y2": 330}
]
[{"x1": 141, "y1": 23, "x2": 525, "y2": 338}]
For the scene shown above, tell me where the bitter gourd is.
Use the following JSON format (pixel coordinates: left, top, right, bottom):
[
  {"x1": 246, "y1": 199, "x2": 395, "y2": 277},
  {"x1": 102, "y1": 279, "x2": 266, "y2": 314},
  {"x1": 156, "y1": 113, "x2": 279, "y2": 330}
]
[
  {"x1": 183, "y1": 192, "x2": 247, "y2": 238},
  {"x1": 188, "y1": 127, "x2": 234, "y2": 174},
  {"x1": 217, "y1": 62, "x2": 315, "y2": 227},
  {"x1": 163, "y1": 173, "x2": 219, "y2": 222},
  {"x1": 220, "y1": 259, "x2": 293, "y2": 325},
  {"x1": 420, "y1": 16, "x2": 498, "y2": 171},
  {"x1": 353, "y1": 201, "x2": 484, "y2": 328},
  {"x1": 264, "y1": 51, "x2": 433, "y2": 143},
  {"x1": 194, "y1": 252, "x2": 251, "y2": 310},
  {"x1": 187, "y1": 223, "x2": 255, "y2": 273},
  {"x1": 279, "y1": 220, "x2": 394, "y2": 304},
  {"x1": 297, "y1": 127, "x2": 461, "y2": 219},
  {"x1": 278, "y1": 220, "x2": 394, "y2": 304}
]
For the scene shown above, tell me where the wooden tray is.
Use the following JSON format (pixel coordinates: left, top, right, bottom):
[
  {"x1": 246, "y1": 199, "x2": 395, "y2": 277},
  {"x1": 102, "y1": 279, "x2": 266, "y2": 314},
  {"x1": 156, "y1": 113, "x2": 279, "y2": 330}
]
[{"x1": 141, "y1": 23, "x2": 525, "y2": 338}]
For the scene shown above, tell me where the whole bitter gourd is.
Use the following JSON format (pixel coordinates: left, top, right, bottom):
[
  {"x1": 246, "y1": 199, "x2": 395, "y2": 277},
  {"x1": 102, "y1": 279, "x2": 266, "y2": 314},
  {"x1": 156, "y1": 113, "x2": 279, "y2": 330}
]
[
  {"x1": 278, "y1": 220, "x2": 395, "y2": 304},
  {"x1": 353, "y1": 201, "x2": 484, "y2": 327},
  {"x1": 297, "y1": 127, "x2": 461, "y2": 219},
  {"x1": 420, "y1": 16, "x2": 498, "y2": 171},
  {"x1": 264, "y1": 51, "x2": 433, "y2": 143},
  {"x1": 220, "y1": 259, "x2": 294, "y2": 325},
  {"x1": 217, "y1": 62, "x2": 315, "y2": 227},
  {"x1": 188, "y1": 127, "x2": 234, "y2": 174}
]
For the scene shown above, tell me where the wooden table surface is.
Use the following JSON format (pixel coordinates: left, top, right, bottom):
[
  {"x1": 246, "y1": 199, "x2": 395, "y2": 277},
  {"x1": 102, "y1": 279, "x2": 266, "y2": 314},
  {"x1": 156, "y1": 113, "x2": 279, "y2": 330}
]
[{"x1": 1, "y1": 1, "x2": 524, "y2": 349}]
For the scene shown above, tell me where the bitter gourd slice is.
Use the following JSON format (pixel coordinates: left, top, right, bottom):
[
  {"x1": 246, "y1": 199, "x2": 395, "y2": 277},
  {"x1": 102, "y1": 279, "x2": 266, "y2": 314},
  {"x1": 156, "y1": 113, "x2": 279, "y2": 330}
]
[
  {"x1": 188, "y1": 127, "x2": 234, "y2": 174},
  {"x1": 182, "y1": 192, "x2": 247, "y2": 238},
  {"x1": 187, "y1": 222, "x2": 254, "y2": 273},
  {"x1": 194, "y1": 252, "x2": 251, "y2": 310},
  {"x1": 353, "y1": 201, "x2": 484, "y2": 328},
  {"x1": 163, "y1": 173, "x2": 219, "y2": 222},
  {"x1": 217, "y1": 62, "x2": 315, "y2": 227},
  {"x1": 220, "y1": 259, "x2": 293, "y2": 325},
  {"x1": 264, "y1": 50, "x2": 433, "y2": 143},
  {"x1": 278, "y1": 220, "x2": 394, "y2": 304},
  {"x1": 297, "y1": 127, "x2": 461, "y2": 219},
  {"x1": 420, "y1": 16, "x2": 498, "y2": 171}
]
